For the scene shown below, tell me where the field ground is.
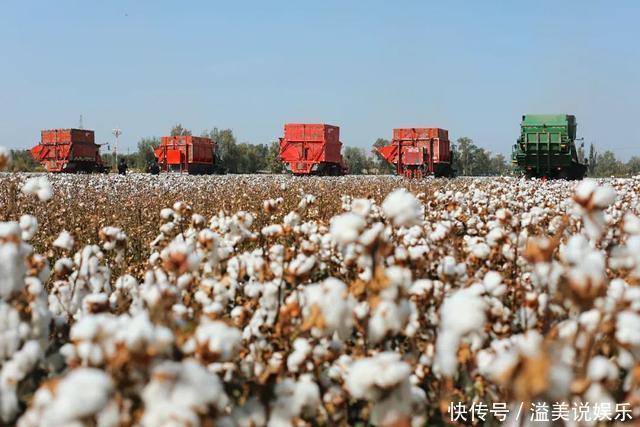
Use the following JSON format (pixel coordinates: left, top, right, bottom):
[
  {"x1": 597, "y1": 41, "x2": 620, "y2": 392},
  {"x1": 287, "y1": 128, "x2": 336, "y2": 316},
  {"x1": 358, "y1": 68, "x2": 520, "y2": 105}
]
[{"x1": 2, "y1": 172, "x2": 640, "y2": 425}]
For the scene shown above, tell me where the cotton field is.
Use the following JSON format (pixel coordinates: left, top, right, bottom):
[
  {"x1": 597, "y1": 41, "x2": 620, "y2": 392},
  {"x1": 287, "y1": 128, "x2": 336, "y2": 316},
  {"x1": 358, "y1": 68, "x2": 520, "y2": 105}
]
[{"x1": 2, "y1": 172, "x2": 640, "y2": 426}]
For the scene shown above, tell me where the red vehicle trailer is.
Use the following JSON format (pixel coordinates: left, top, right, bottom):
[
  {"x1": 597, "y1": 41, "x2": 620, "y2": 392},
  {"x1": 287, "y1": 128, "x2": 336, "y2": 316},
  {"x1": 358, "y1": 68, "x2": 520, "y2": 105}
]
[
  {"x1": 30, "y1": 129, "x2": 105, "y2": 173},
  {"x1": 279, "y1": 123, "x2": 347, "y2": 175},
  {"x1": 376, "y1": 128, "x2": 453, "y2": 178},
  {"x1": 154, "y1": 136, "x2": 216, "y2": 174}
]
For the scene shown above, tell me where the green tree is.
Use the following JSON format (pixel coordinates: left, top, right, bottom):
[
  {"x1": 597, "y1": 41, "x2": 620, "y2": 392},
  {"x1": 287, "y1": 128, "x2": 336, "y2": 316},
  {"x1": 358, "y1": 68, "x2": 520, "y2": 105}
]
[
  {"x1": 456, "y1": 137, "x2": 474, "y2": 175},
  {"x1": 203, "y1": 128, "x2": 239, "y2": 173},
  {"x1": 170, "y1": 124, "x2": 192, "y2": 137},
  {"x1": 626, "y1": 156, "x2": 640, "y2": 176},
  {"x1": 594, "y1": 151, "x2": 626, "y2": 177},
  {"x1": 489, "y1": 153, "x2": 509, "y2": 176},
  {"x1": 343, "y1": 147, "x2": 370, "y2": 174},
  {"x1": 451, "y1": 137, "x2": 509, "y2": 176},
  {"x1": 266, "y1": 140, "x2": 283, "y2": 173},
  {"x1": 236, "y1": 143, "x2": 269, "y2": 173},
  {"x1": 471, "y1": 148, "x2": 492, "y2": 175},
  {"x1": 9, "y1": 150, "x2": 40, "y2": 172},
  {"x1": 136, "y1": 137, "x2": 160, "y2": 169}
]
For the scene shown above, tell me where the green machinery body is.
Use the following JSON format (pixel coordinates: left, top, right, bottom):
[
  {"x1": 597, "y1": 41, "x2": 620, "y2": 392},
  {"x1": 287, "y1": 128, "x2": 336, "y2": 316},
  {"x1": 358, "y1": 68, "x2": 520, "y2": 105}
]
[{"x1": 511, "y1": 114, "x2": 587, "y2": 179}]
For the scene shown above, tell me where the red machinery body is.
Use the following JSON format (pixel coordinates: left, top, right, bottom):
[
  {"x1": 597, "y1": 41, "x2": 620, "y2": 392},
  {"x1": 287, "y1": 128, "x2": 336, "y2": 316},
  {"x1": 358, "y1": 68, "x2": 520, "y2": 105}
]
[
  {"x1": 154, "y1": 136, "x2": 216, "y2": 174},
  {"x1": 279, "y1": 124, "x2": 346, "y2": 175},
  {"x1": 30, "y1": 129, "x2": 104, "y2": 173},
  {"x1": 376, "y1": 128, "x2": 453, "y2": 178}
]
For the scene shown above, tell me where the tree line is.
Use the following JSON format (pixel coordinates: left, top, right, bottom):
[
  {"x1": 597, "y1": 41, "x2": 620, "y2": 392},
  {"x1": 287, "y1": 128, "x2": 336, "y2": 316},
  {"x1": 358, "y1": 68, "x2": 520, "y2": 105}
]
[{"x1": 6, "y1": 126, "x2": 639, "y2": 177}]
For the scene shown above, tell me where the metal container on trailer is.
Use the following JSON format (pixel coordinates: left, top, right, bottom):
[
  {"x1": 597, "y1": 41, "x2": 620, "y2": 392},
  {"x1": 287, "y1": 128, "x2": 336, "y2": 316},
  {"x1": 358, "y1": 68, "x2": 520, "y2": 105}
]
[
  {"x1": 155, "y1": 136, "x2": 216, "y2": 174},
  {"x1": 279, "y1": 123, "x2": 347, "y2": 175},
  {"x1": 511, "y1": 114, "x2": 587, "y2": 179},
  {"x1": 376, "y1": 127, "x2": 453, "y2": 178},
  {"x1": 30, "y1": 128, "x2": 104, "y2": 173}
]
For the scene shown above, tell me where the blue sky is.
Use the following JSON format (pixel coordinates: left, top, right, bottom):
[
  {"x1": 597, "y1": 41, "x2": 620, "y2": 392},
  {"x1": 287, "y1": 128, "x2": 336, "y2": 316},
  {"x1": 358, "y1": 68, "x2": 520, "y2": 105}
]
[{"x1": 1, "y1": 1, "x2": 638, "y2": 158}]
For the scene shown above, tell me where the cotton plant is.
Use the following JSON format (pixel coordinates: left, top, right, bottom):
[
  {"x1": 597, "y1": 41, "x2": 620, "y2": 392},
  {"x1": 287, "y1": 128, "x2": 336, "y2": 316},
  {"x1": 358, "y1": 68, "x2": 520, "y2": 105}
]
[
  {"x1": 0, "y1": 218, "x2": 53, "y2": 424},
  {"x1": 4, "y1": 173, "x2": 640, "y2": 425}
]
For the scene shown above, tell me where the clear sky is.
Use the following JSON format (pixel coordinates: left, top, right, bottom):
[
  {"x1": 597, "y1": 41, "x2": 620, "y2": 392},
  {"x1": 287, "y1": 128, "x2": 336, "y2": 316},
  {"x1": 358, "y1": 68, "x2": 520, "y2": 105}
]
[{"x1": 1, "y1": 1, "x2": 638, "y2": 158}]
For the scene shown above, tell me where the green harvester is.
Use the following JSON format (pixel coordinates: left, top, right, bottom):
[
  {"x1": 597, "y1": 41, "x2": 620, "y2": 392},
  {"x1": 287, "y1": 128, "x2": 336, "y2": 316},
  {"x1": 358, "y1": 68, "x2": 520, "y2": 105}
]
[{"x1": 511, "y1": 114, "x2": 587, "y2": 179}]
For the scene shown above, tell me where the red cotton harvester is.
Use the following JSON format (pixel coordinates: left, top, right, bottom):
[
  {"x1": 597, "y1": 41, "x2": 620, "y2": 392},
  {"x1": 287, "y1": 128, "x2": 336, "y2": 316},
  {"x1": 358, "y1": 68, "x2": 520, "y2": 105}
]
[
  {"x1": 376, "y1": 128, "x2": 454, "y2": 178},
  {"x1": 279, "y1": 123, "x2": 347, "y2": 175},
  {"x1": 30, "y1": 129, "x2": 105, "y2": 173},
  {"x1": 154, "y1": 136, "x2": 217, "y2": 174}
]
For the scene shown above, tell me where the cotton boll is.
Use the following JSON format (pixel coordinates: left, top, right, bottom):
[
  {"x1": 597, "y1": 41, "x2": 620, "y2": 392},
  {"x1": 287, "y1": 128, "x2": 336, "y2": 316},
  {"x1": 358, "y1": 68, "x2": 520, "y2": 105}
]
[
  {"x1": 298, "y1": 194, "x2": 316, "y2": 210},
  {"x1": 303, "y1": 278, "x2": 355, "y2": 340},
  {"x1": 287, "y1": 254, "x2": 316, "y2": 278},
  {"x1": 141, "y1": 359, "x2": 229, "y2": 426},
  {"x1": 269, "y1": 375, "x2": 320, "y2": 426},
  {"x1": 261, "y1": 224, "x2": 284, "y2": 237},
  {"x1": 350, "y1": 198, "x2": 372, "y2": 218},
  {"x1": 592, "y1": 185, "x2": 617, "y2": 208},
  {"x1": 623, "y1": 213, "x2": 640, "y2": 235},
  {"x1": 187, "y1": 320, "x2": 242, "y2": 362},
  {"x1": 436, "y1": 288, "x2": 487, "y2": 376},
  {"x1": 116, "y1": 312, "x2": 174, "y2": 353},
  {"x1": 469, "y1": 240, "x2": 491, "y2": 259},
  {"x1": 382, "y1": 189, "x2": 422, "y2": 227},
  {"x1": 345, "y1": 352, "x2": 410, "y2": 398},
  {"x1": 67, "y1": 313, "x2": 174, "y2": 366},
  {"x1": 486, "y1": 227, "x2": 504, "y2": 247},
  {"x1": 572, "y1": 181, "x2": 615, "y2": 240},
  {"x1": 578, "y1": 309, "x2": 601, "y2": 333},
  {"x1": 19, "y1": 215, "x2": 38, "y2": 241},
  {"x1": 438, "y1": 255, "x2": 466, "y2": 279},
  {"x1": 18, "y1": 368, "x2": 115, "y2": 427},
  {"x1": 344, "y1": 352, "x2": 413, "y2": 425},
  {"x1": 0, "y1": 223, "x2": 28, "y2": 299},
  {"x1": 0, "y1": 340, "x2": 42, "y2": 422},
  {"x1": 409, "y1": 279, "x2": 433, "y2": 297},
  {"x1": 286, "y1": 338, "x2": 311, "y2": 372},
  {"x1": 160, "y1": 208, "x2": 175, "y2": 221},
  {"x1": 616, "y1": 311, "x2": 640, "y2": 346},
  {"x1": 587, "y1": 356, "x2": 618, "y2": 382},
  {"x1": 283, "y1": 211, "x2": 300, "y2": 229},
  {"x1": 21, "y1": 176, "x2": 53, "y2": 202},
  {"x1": 329, "y1": 213, "x2": 365, "y2": 245},
  {"x1": 368, "y1": 300, "x2": 411, "y2": 343},
  {"x1": 574, "y1": 180, "x2": 598, "y2": 204},
  {"x1": 53, "y1": 230, "x2": 74, "y2": 251},
  {"x1": 482, "y1": 271, "x2": 506, "y2": 297},
  {"x1": 160, "y1": 240, "x2": 201, "y2": 274}
]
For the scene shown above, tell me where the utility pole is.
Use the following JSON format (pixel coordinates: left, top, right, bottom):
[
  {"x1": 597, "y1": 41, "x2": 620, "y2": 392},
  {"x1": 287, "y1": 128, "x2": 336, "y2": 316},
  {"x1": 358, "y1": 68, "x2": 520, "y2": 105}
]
[
  {"x1": 79, "y1": 114, "x2": 84, "y2": 129},
  {"x1": 112, "y1": 128, "x2": 122, "y2": 171}
]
